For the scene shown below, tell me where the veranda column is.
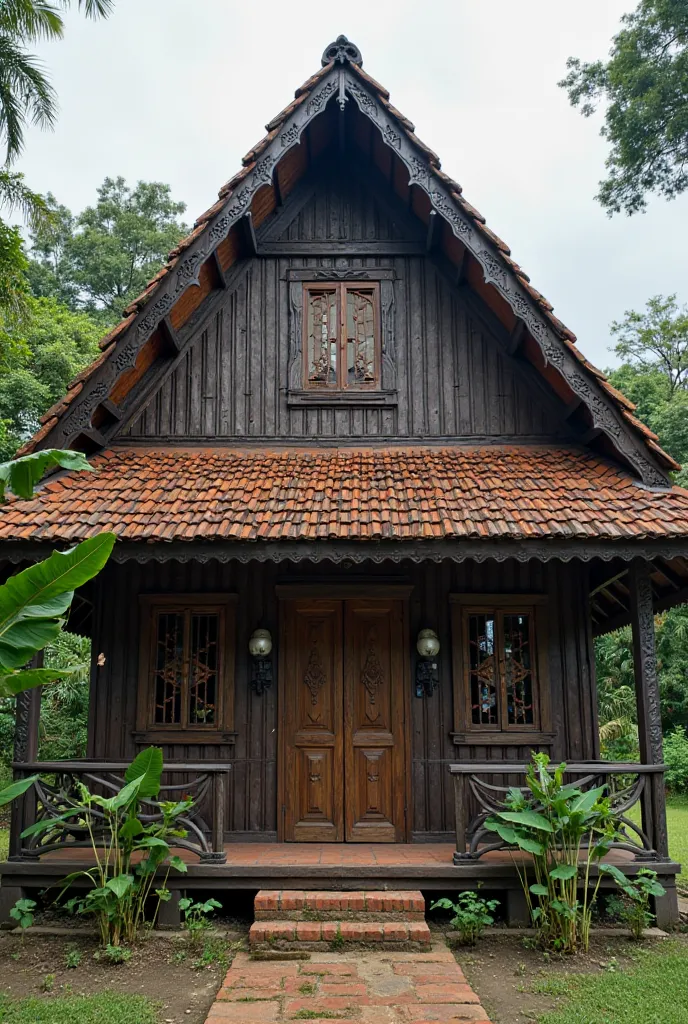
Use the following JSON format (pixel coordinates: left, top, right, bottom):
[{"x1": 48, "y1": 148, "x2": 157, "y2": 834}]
[
  {"x1": 8, "y1": 686, "x2": 41, "y2": 860},
  {"x1": 628, "y1": 560, "x2": 669, "y2": 860}
]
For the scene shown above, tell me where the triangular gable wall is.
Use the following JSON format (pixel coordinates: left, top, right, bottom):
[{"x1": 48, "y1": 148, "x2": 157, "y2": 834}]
[{"x1": 25, "y1": 38, "x2": 674, "y2": 488}]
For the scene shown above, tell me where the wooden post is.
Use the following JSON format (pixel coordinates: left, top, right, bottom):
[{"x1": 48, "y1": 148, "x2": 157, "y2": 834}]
[
  {"x1": 8, "y1": 685, "x2": 41, "y2": 861},
  {"x1": 452, "y1": 772, "x2": 467, "y2": 864},
  {"x1": 200, "y1": 771, "x2": 228, "y2": 864},
  {"x1": 628, "y1": 561, "x2": 669, "y2": 861}
]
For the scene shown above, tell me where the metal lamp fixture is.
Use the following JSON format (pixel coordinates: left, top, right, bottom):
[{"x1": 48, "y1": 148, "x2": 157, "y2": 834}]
[
  {"x1": 415, "y1": 628, "x2": 440, "y2": 698},
  {"x1": 249, "y1": 628, "x2": 273, "y2": 695}
]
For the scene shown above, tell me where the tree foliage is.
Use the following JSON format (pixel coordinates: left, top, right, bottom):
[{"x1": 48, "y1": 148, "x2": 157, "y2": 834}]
[
  {"x1": 29, "y1": 178, "x2": 188, "y2": 317},
  {"x1": 0, "y1": 0, "x2": 112, "y2": 163},
  {"x1": 560, "y1": 0, "x2": 688, "y2": 215}
]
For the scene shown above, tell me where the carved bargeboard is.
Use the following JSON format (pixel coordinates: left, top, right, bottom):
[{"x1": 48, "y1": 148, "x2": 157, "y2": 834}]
[{"x1": 281, "y1": 597, "x2": 407, "y2": 842}]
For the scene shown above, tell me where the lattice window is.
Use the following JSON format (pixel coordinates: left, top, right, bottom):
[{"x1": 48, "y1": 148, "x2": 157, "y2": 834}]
[
  {"x1": 304, "y1": 282, "x2": 380, "y2": 390},
  {"x1": 140, "y1": 597, "x2": 235, "y2": 734},
  {"x1": 458, "y1": 604, "x2": 541, "y2": 732}
]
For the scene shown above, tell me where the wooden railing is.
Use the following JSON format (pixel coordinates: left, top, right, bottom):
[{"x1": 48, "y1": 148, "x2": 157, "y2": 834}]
[
  {"x1": 8, "y1": 761, "x2": 232, "y2": 865},
  {"x1": 449, "y1": 761, "x2": 669, "y2": 866}
]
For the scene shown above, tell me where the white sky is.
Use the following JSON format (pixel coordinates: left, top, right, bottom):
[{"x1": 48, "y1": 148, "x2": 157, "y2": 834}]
[{"x1": 16, "y1": 0, "x2": 688, "y2": 369}]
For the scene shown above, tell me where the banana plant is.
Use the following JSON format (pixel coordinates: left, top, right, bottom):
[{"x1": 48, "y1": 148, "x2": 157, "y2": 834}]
[
  {"x1": 0, "y1": 449, "x2": 116, "y2": 806},
  {"x1": 485, "y1": 752, "x2": 619, "y2": 953},
  {"x1": 25, "y1": 747, "x2": 190, "y2": 946}
]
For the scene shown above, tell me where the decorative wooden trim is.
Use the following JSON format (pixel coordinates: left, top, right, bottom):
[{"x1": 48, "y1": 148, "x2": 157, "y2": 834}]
[
  {"x1": 261, "y1": 241, "x2": 425, "y2": 255},
  {"x1": 276, "y1": 584, "x2": 414, "y2": 599},
  {"x1": 450, "y1": 593, "x2": 552, "y2": 740},
  {"x1": 287, "y1": 389, "x2": 397, "y2": 407},
  {"x1": 450, "y1": 731, "x2": 555, "y2": 746},
  {"x1": 136, "y1": 593, "x2": 236, "y2": 737},
  {"x1": 286, "y1": 268, "x2": 396, "y2": 282},
  {"x1": 132, "y1": 730, "x2": 238, "y2": 745}
]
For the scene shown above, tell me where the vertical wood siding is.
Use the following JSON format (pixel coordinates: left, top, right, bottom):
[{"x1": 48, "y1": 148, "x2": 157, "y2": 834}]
[
  {"x1": 88, "y1": 558, "x2": 596, "y2": 840},
  {"x1": 121, "y1": 172, "x2": 565, "y2": 442}
]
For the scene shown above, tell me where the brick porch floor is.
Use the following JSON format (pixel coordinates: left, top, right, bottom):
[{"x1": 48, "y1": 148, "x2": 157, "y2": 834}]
[{"x1": 206, "y1": 943, "x2": 491, "y2": 1023}]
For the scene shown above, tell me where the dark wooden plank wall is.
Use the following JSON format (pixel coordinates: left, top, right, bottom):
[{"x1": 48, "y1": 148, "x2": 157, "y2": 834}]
[
  {"x1": 121, "y1": 174, "x2": 566, "y2": 442},
  {"x1": 87, "y1": 557, "x2": 597, "y2": 841}
]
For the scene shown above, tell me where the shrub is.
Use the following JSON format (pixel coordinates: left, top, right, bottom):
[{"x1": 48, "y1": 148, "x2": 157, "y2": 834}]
[
  {"x1": 430, "y1": 891, "x2": 499, "y2": 945},
  {"x1": 601, "y1": 866, "x2": 666, "y2": 940},
  {"x1": 663, "y1": 726, "x2": 688, "y2": 793}
]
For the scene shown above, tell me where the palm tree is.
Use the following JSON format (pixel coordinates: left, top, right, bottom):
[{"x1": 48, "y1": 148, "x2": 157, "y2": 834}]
[{"x1": 0, "y1": 1, "x2": 113, "y2": 164}]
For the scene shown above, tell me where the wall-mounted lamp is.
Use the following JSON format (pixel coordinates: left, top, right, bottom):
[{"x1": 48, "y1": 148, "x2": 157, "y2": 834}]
[
  {"x1": 415, "y1": 628, "x2": 440, "y2": 698},
  {"x1": 249, "y1": 628, "x2": 273, "y2": 695}
]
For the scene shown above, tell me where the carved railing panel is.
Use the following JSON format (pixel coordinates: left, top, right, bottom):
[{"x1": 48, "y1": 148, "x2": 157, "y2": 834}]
[
  {"x1": 9, "y1": 761, "x2": 231, "y2": 864},
  {"x1": 449, "y1": 761, "x2": 667, "y2": 865}
]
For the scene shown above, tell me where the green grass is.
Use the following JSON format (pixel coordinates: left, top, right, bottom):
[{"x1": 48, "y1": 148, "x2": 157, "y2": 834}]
[
  {"x1": 0, "y1": 828, "x2": 8, "y2": 862},
  {"x1": 666, "y1": 796, "x2": 688, "y2": 886},
  {"x1": 536, "y1": 943, "x2": 688, "y2": 1023},
  {"x1": 628, "y1": 795, "x2": 688, "y2": 885},
  {"x1": 0, "y1": 991, "x2": 159, "y2": 1023}
]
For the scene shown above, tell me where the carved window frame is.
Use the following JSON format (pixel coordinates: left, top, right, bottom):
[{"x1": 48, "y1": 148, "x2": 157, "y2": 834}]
[
  {"x1": 135, "y1": 594, "x2": 236, "y2": 744},
  {"x1": 450, "y1": 594, "x2": 552, "y2": 746},
  {"x1": 286, "y1": 267, "x2": 397, "y2": 407}
]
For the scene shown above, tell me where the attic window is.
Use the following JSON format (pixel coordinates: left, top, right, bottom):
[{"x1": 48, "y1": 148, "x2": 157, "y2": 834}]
[{"x1": 304, "y1": 282, "x2": 380, "y2": 390}]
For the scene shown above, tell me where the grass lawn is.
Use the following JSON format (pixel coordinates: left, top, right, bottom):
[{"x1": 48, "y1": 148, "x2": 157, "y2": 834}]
[
  {"x1": 0, "y1": 992, "x2": 159, "y2": 1023},
  {"x1": 535, "y1": 942, "x2": 688, "y2": 1024},
  {"x1": 666, "y1": 796, "x2": 688, "y2": 887},
  {"x1": 0, "y1": 828, "x2": 7, "y2": 862}
]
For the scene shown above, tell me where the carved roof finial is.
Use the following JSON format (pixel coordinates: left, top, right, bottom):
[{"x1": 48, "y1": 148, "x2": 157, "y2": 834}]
[{"x1": 321, "y1": 35, "x2": 363, "y2": 67}]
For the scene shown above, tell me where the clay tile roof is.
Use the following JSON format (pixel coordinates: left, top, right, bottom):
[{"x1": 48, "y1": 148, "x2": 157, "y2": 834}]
[{"x1": 2, "y1": 446, "x2": 688, "y2": 546}]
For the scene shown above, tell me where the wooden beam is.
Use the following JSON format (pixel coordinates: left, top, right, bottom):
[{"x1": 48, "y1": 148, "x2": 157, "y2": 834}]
[
  {"x1": 101, "y1": 398, "x2": 123, "y2": 421},
  {"x1": 590, "y1": 569, "x2": 628, "y2": 599},
  {"x1": 426, "y1": 210, "x2": 439, "y2": 252},
  {"x1": 564, "y1": 397, "x2": 584, "y2": 420},
  {"x1": 160, "y1": 316, "x2": 182, "y2": 353},
  {"x1": 273, "y1": 172, "x2": 283, "y2": 208},
  {"x1": 507, "y1": 319, "x2": 525, "y2": 356},
  {"x1": 211, "y1": 248, "x2": 228, "y2": 289},
  {"x1": 656, "y1": 558, "x2": 688, "y2": 591},
  {"x1": 580, "y1": 427, "x2": 602, "y2": 444},
  {"x1": 242, "y1": 213, "x2": 258, "y2": 257},
  {"x1": 257, "y1": 241, "x2": 426, "y2": 256}
]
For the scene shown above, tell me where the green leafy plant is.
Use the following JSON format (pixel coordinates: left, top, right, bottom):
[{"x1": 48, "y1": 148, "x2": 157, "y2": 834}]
[
  {"x1": 65, "y1": 948, "x2": 82, "y2": 968},
  {"x1": 664, "y1": 727, "x2": 688, "y2": 793},
  {"x1": 101, "y1": 943, "x2": 132, "y2": 964},
  {"x1": 485, "y1": 752, "x2": 619, "y2": 953},
  {"x1": 178, "y1": 897, "x2": 222, "y2": 946},
  {"x1": 601, "y1": 866, "x2": 666, "y2": 940},
  {"x1": 24, "y1": 747, "x2": 190, "y2": 947},
  {"x1": 40, "y1": 973, "x2": 55, "y2": 993},
  {"x1": 430, "y1": 891, "x2": 499, "y2": 945},
  {"x1": 9, "y1": 897, "x2": 35, "y2": 930}
]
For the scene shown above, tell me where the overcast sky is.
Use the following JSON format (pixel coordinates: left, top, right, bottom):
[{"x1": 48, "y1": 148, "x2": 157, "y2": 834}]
[{"x1": 17, "y1": 0, "x2": 688, "y2": 369}]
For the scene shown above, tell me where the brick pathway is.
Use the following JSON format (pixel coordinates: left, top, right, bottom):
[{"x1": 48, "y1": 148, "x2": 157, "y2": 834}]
[{"x1": 206, "y1": 943, "x2": 491, "y2": 1023}]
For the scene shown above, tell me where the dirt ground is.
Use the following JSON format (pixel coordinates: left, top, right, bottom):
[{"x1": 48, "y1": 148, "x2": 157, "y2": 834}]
[
  {"x1": 0, "y1": 927, "x2": 249, "y2": 1024},
  {"x1": 451, "y1": 930, "x2": 688, "y2": 1024}
]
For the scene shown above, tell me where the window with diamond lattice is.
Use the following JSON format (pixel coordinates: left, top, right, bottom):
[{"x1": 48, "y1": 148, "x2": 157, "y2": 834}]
[
  {"x1": 451, "y1": 597, "x2": 548, "y2": 737},
  {"x1": 304, "y1": 282, "x2": 380, "y2": 390},
  {"x1": 138, "y1": 596, "x2": 235, "y2": 737}
]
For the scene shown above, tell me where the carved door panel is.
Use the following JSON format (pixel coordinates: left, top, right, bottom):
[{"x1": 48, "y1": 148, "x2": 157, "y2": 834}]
[
  {"x1": 282, "y1": 600, "x2": 344, "y2": 841},
  {"x1": 344, "y1": 599, "x2": 406, "y2": 842}
]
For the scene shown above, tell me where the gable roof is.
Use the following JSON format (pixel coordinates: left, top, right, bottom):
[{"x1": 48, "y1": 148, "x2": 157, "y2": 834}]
[{"x1": 17, "y1": 35, "x2": 679, "y2": 489}]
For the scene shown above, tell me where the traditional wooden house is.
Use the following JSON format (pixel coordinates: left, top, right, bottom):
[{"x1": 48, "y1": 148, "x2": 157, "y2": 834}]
[{"x1": 2, "y1": 36, "x2": 688, "y2": 926}]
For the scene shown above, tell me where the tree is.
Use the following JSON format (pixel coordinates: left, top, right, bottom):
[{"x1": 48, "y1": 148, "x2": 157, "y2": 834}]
[
  {"x1": 560, "y1": 0, "x2": 688, "y2": 215},
  {"x1": 0, "y1": 295, "x2": 101, "y2": 459},
  {"x1": 0, "y1": 0, "x2": 113, "y2": 164},
  {"x1": 29, "y1": 177, "x2": 188, "y2": 317},
  {"x1": 611, "y1": 295, "x2": 688, "y2": 396}
]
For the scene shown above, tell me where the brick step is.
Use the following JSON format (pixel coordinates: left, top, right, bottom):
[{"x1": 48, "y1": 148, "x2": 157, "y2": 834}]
[
  {"x1": 248, "y1": 918, "x2": 432, "y2": 952},
  {"x1": 254, "y1": 889, "x2": 425, "y2": 921}
]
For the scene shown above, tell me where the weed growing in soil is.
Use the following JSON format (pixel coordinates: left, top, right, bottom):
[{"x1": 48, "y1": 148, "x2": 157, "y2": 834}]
[
  {"x1": 431, "y1": 891, "x2": 499, "y2": 946},
  {"x1": 64, "y1": 949, "x2": 82, "y2": 969},
  {"x1": 178, "y1": 897, "x2": 222, "y2": 946},
  {"x1": 9, "y1": 898, "x2": 36, "y2": 932}
]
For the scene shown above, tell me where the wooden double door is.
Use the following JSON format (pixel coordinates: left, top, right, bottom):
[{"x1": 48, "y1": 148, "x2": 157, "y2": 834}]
[{"x1": 280, "y1": 595, "x2": 409, "y2": 842}]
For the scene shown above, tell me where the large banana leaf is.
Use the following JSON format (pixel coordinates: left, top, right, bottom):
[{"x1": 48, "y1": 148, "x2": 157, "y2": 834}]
[
  {"x1": 0, "y1": 533, "x2": 116, "y2": 670},
  {"x1": 0, "y1": 666, "x2": 82, "y2": 699},
  {"x1": 0, "y1": 774, "x2": 39, "y2": 810},
  {"x1": 0, "y1": 449, "x2": 94, "y2": 502},
  {"x1": 124, "y1": 747, "x2": 163, "y2": 799}
]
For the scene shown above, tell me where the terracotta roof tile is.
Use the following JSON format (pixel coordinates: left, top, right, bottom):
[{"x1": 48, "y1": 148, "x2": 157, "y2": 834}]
[{"x1": 2, "y1": 446, "x2": 688, "y2": 546}]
